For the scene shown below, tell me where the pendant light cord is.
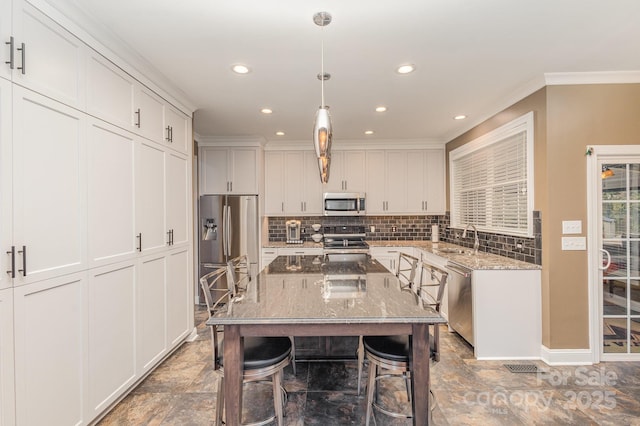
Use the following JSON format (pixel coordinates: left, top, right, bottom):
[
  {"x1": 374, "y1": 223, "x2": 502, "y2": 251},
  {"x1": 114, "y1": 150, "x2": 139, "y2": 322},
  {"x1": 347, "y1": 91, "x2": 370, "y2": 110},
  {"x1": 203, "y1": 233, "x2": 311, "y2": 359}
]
[{"x1": 321, "y1": 28, "x2": 325, "y2": 108}]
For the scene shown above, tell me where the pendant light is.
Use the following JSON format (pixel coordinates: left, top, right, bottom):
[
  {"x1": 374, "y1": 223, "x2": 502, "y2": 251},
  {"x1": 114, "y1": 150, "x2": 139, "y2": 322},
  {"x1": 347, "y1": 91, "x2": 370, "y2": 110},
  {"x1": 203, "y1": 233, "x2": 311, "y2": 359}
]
[{"x1": 313, "y1": 11, "x2": 332, "y2": 183}]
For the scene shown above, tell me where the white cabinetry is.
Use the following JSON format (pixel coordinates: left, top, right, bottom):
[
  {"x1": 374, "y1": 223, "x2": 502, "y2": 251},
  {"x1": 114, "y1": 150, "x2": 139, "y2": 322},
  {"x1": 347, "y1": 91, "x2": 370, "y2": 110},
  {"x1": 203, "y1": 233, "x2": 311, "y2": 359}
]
[
  {"x1": 14, "y1": 272, "x2": 87, "y2": 426},
  {"x1": 0, "y1": 79, "x2": 11, "y2": 291},
  {"x1": 86, "y1": 51, "x2": 136, "y2": 132},
  {"x1": 11, "y1": 1, "x2": 87, "y2": 109},
  {"x1": 201, "y1": 146, "x2": 259, "y2": 195},
  {"x1": 164, "y1": 104, "x2": 190, "y2": 155},
  {"x1": 324, "y1": 150, "x2": 366, "y2": 193},
  {"x1": 136, "y1": 140, "x2": 166, "y2": 254},
  {"x1": 88, "y1": 261, "x2": 136, "y2": 417},
  {"x1": 261, "y1": 248, "x2": 278, "y2": 270},
  {"x1": 0, "y1": 288, "x2": 15, "y2": 426},
  {"x1": 407, "y1": 150, "x2": 445, "y2": 214},
  {"x1": 264, "y1": 151, "x2": 285, "y2": 215},
  {"x1": 138, "y1": 253, "x2": 166, "y2": 372},
  {"x1": 134, "y1": 85, "x2": 164, "y2": 143},
  {"x1": 12, "y1": 86, "x2": 87, "y2": 285},
  {"x1": 166, "y1": 151, "x2": 190, "y2": 246},
  {"x1": 0, "y1": 0, "x2": 11, "y2": 81},
  {"x1": 87, "y1": 119, "x2": 136, "y2": 267},
  {"x1": 166, "y1": 247, "x2": 191, "y2": 346},
  {"x1": 369, "y1": 246, "x2": 413, "y2": 273},
  {"x1": 261, "y1": 246, "x2": 323, "y2": 270}
]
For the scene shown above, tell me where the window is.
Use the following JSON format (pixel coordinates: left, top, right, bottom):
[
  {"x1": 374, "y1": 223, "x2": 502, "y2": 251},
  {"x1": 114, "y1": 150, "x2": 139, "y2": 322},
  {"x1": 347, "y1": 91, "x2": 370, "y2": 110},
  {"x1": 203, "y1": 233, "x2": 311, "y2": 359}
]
[{"x1": 450, "y1": 112, "x2": 534, "y2": 237}]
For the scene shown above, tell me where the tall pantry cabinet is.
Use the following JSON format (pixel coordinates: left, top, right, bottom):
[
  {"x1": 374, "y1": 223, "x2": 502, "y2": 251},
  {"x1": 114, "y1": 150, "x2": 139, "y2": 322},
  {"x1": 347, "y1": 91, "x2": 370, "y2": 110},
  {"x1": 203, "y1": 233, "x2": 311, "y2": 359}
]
[{"x1": 0, "y1": 1, "x2": 194, "y2": 425}]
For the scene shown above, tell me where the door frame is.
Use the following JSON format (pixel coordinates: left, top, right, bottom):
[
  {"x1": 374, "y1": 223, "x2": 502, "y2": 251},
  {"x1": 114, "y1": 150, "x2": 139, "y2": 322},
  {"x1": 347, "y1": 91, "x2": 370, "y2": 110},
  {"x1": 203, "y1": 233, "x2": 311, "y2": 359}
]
[{"x1": 587, "y1": 145, "x2": 640, "y2": 362}]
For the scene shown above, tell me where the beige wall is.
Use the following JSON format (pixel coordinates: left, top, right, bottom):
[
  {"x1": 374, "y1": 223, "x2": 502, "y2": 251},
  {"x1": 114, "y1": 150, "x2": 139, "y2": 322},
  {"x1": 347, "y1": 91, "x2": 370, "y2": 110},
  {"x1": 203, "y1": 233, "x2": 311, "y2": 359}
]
[{"x1": 446, "y1": 83, "x2": 640, "y2": 350}]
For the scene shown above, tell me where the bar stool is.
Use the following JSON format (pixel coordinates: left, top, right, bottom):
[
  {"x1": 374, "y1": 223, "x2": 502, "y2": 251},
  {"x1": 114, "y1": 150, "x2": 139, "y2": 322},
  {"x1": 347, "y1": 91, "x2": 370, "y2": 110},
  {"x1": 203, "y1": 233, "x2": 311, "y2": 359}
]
[
  {"x1": 200, "y1": 267, "x2": 292, "y2": 425},
  {"x1": 356, "y1": 252, "x2": 419, "y2": 394},
  {"x1": 362, "y1": 263, "x2": 448, "y2": 425}
]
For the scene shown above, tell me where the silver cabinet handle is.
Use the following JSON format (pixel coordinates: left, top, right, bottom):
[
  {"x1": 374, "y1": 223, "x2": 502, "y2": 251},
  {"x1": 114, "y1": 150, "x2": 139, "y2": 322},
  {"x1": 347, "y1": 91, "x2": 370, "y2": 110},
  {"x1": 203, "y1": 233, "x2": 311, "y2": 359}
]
[
  {"x1": 167, "y1": 230, "x2": 172, "y2": 246},
  {"x1": 134, "y1": 108, "x2": 141, "y2": 128},
  {"x1": 18, "y1": 246, "x2": 26, "y2": 276},
  {"x1": 136, "y1": 233, "x2": 142, "y2": 252},
  {"x1": 165, "y1": 126, "x2": 171, "y2": 142},
  {"x1": 229, "y1": 181, "x2": 233, "y2": 192},
  {"x1": 6, "y1": 246, "x2": 15, "y2": 278},
  {"x1": 5, "y1": 37, "x2": 14, "y2": 69},
  {"x1": 17, "y1": 42, "x2": 25, "y2": 74}
]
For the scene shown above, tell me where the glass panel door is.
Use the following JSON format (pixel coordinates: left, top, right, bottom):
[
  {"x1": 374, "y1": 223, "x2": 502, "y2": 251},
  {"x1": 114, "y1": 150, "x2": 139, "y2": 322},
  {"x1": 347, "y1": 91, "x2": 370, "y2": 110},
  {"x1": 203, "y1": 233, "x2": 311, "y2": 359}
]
[{"x1": 601, "y1": 162, "x2": 640, "y2": 356}]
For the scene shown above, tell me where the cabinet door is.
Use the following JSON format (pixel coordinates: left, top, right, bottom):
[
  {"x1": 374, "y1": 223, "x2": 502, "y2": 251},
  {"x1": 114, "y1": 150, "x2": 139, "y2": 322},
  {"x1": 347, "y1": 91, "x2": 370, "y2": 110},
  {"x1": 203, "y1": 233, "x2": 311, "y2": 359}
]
[
  {"x1": 12, "y1": 1, "x2": 86, "y2": 109},
  {"x1": 0, "y1": 288, "x2": 15, "y2": 426},
  {"x1": 137, "y1": 254, "x2": 167, "y2": 371},
  {"x1": 323, "y1": 150, "x2": 344, "y2": 192},
  {"x1": 200, "y1": 147, "x2": 228, "y2": 194},
  {"x1": 134, "y1": 85, "x2": 164, "y2": 142},
  {"x1": 0, "y1": 79, "x2": 11, "y2": 290},
  {"x1": 385, "y1": 151, "x2": 408, "y2": 213},
  {"x1": 87, "y1": 120, "x2": 136, "y2": 266},
  {"x1": 406, "y1": 150, "x2": 426, "y2": 213},
  {"x1": 303, "y1": 151, "x2": 323, "y2": 214},
  {"x1": 229, "y1": 148, "x2": 258, "y2": 194},
  {"x1": 264, "y1": 151, "x2": 284, "y2": 215},
  {"x1": 343, "y1": 151, "x2": 366, "y2": 192},
  {"x1": 0, "y1": 0, "x2": 11, "y2": 81},
  {"x1": 365, "y1": 151, "x2": 386, "y2": 214},
  {"x1": 425, "y1": 149, "x2": 445, "y2": 214},
  {"x1": 164, "y1": 105, "x2": 189, "y2": 155},
  {"x1": 12, "y1": 87, "x2": 87, "y2": 285},
  {"x1": 136, "y1": 141, "x2": 166, "y2": 254},
  {"x1": 14, "y1": 273, "x2": 87, "y2": 426},
  {"x1": 166, "y1": 247, "x2": 191, "y2": 346},
  {"x1": 166, "y1": 152, "x2": 189, "y2": 246},
  {"x1": 284, "y1": 151, "x2": 304, "y2": 215},
  {"x1": 86, "y1": 51, "x2": 136, "y2": 131},
  {"x1": 88, "y1": 262, "x2": 136, "y2": 417}
]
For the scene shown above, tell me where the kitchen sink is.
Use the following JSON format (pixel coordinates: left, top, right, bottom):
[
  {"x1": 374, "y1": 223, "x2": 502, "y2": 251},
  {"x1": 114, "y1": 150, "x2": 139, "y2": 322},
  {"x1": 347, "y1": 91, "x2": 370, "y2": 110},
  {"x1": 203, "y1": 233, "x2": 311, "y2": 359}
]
[{"x1": 435, "y1": 248, "x2": 474, "y2": 255}]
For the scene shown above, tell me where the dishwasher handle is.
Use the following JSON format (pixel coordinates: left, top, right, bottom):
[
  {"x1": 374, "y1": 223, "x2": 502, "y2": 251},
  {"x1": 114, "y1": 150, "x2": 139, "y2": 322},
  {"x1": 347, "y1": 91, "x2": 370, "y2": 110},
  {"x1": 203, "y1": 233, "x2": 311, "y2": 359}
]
[{"x1": 447, "y1": 262, "x2": 472, "y2": 277}]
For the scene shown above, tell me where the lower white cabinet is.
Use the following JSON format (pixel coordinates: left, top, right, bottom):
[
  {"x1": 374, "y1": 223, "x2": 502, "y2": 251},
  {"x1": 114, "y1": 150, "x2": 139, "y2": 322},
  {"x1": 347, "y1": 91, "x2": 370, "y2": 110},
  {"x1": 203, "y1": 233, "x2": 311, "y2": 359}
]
[
  {"x1": 166, "y1": 247, "x2": 191, "y2": 347},
  {"x1": 0, "y1": 288, "x2": 15, "y2": 426},
  {"x1": 88, "y1": 262, "x2": 136, "y2": 417},
  {"x1": 261, "y1": 247, "x2": 323, "y2": 270},
  {"x1": 138, "y1": 253, "x2": 167, "y2": 372},
  {"x1": 370, "y1": 247, "x2": 407, "y2": 273},
  {"x1": 14, "y1": 273, "x2": 87, "y2": 426},
  {"x1": 261, "y1": 248, "x2": 278, "y2": 270}
]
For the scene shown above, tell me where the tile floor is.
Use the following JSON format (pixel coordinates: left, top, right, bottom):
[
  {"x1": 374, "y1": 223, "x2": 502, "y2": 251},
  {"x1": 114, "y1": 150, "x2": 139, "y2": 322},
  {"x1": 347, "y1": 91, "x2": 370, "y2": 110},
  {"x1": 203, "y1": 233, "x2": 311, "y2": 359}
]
[{"x1": 98, "y1": 307, "x2": 640, "y2": 425}]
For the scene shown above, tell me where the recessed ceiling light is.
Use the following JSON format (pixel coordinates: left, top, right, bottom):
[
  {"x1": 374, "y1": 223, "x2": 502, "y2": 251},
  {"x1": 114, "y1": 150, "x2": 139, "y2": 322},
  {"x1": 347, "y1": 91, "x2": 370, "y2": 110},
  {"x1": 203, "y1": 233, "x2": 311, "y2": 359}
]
[
  {"x1": 261, "y1": 108, "x2": 273, "y2": 114},
  {"x1": 396, "y1": 64, "x2": 415, "y2": 74},
  {"x1": 231, "y1": 64, "x2": 250, "y2": 74},
  {"x1": 275, "y1": 131, "x2": 285, "y2": 136},
  {"x1": 453, "y1": 115, "x2": 467, "y2": 120},
  {"x1": 364, "y1": 130, "x2": 374, "y2": 135},
  {"x1": 375, "y1": 106, "x2": 387, "y2": 112}
]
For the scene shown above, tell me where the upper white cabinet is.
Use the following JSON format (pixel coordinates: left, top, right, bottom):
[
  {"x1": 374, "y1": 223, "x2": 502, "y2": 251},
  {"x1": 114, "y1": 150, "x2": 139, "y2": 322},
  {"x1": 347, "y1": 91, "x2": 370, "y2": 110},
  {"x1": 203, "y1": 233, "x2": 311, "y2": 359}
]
[
  {"x1": 135, "y1": 140, "x2": 166, "y2": 254},
  {"x1": 264, "y1": 151, "x2": 285, "y2": 214},
  {"x1": 164, "y1": 104, "x2": 190, "y2": 155},
  {"x1": 200, "y1": 146, "x2": 259, "y2": 195},
  {"x1": 134, "y1": 84, "x2": 165, "y2": 142},
  {"x1": 0, "y1": 0, "x2": 11, "y2": 81},
  {"x1": 407, "y1": 150, "x2": 445, "y2": 214},
  {"x1": 366, "y1": 149, "x2": 445, "y2": 215},
  {"x1": 12, "y1": 86, "x2": 87, "y2": 285},
  {"x1": 86, "y1": 51, "x2": 136, "y2": 132},
  {"x1": 11, "y1": 0, "x2": 86, "y2": 109},
  {"x1": 323, "y1": 150, "x2": 366, "y2": 193}
]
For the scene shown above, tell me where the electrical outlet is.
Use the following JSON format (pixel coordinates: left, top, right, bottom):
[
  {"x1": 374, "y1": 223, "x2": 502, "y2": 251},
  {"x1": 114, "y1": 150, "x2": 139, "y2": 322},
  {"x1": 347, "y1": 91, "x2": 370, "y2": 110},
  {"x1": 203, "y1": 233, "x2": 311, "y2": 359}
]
[
  {"x1": 562, "y1": 236, "x2": 586, "y2": 251},
  {"x1": 370, "y1": 225, "x2": 376, "y2": 233},
  {"x1": 391, "y1": 226, "x2": 397, "y2": 232}
]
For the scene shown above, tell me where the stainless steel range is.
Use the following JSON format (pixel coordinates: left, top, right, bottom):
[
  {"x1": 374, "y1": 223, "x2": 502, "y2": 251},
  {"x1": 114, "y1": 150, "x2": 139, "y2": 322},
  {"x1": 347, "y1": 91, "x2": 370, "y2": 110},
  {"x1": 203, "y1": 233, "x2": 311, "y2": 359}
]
[{"x1": 322, "y1": 225, "x2": 369, "y2": 255}]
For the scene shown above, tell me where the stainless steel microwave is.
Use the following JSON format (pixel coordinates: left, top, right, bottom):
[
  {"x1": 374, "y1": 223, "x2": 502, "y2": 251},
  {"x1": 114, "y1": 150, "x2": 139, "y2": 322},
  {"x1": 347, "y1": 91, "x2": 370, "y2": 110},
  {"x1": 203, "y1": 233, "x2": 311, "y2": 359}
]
[{"x1": 323, "y1": 192, "x2": 366, "y2": 216}]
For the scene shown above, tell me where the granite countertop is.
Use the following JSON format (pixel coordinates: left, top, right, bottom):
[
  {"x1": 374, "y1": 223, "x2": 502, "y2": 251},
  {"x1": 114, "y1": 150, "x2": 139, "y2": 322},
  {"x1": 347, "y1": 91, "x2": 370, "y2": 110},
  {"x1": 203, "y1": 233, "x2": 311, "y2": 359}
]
[
  {"x1": 263, "y1": 241, "x2": 324, "y2": 249},
  {"x1": 367, "y1": 240, "x2": 541, "y2": 271}
]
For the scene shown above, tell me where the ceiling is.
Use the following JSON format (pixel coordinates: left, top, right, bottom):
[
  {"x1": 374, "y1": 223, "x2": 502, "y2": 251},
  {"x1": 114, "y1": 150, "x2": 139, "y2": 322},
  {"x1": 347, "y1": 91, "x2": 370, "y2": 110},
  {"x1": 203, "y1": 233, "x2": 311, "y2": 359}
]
[{"x1": 51, "y1": 0, "x2": 640, "y2": 143}]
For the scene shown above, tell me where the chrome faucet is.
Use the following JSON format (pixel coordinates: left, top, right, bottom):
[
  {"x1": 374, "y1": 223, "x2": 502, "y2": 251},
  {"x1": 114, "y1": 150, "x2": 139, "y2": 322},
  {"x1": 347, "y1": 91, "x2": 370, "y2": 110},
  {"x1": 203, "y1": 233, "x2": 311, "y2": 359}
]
[{"x1": 462, "y1": 224, "x2": 480, "y2": 254}]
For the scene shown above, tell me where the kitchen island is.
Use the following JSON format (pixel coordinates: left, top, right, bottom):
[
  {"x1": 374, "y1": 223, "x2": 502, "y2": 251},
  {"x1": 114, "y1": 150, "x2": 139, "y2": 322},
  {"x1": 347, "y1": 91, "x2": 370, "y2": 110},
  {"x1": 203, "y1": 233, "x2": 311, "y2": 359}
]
[{"x1": 207, "y1": 254, "x2": 445, "y2": 425}]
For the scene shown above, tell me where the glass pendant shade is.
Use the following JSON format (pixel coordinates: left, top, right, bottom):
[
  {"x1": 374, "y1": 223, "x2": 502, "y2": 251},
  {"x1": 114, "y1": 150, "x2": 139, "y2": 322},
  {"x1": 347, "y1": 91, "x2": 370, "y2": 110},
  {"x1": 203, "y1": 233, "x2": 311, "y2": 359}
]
[
  {"x1": 313, "y1": 106, "x2": 332, "y2": 158},
  {"x1": 318, "y1": 155, "x2": 330, "y2": 184}
]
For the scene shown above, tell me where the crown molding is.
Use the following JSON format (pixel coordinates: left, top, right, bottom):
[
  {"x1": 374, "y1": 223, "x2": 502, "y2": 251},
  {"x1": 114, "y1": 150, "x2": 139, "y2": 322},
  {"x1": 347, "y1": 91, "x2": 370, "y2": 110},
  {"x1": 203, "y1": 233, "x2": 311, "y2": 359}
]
[
  {"x1": 264, "y1": 138, "x2": 445, "y2": 151},
  {"x1": 197, "y1": 136, "x2": 266, "y2": 147},
  {"x1": 545, "y1": 71, "x2": 640, "y2": 85}
]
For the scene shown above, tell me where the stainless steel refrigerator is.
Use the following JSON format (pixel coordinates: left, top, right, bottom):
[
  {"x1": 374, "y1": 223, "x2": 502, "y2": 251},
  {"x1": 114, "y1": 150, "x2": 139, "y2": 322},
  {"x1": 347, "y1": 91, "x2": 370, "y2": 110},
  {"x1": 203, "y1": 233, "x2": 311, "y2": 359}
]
[{"x1": 198, "y1": 194, "x2": 259, "y2": 304}]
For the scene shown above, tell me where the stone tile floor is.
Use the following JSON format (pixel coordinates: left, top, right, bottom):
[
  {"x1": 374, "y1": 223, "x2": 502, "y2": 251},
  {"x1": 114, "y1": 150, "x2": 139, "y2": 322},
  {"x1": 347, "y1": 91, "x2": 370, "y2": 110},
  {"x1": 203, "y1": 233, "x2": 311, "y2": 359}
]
[{"x1": 98, "y1": 307, "x2": 640, "y2": 425}]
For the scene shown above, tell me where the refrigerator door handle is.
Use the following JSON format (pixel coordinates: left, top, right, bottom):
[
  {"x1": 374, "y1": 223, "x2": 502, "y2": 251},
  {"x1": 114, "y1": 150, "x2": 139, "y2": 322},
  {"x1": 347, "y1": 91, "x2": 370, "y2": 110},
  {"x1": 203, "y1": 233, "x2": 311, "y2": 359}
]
[
  {"x1": 226, "y1": 205, "x2": 233, "y2": 257},
  {"x1": 222, "y1": 204, "x2": 228, "y2": 257}
]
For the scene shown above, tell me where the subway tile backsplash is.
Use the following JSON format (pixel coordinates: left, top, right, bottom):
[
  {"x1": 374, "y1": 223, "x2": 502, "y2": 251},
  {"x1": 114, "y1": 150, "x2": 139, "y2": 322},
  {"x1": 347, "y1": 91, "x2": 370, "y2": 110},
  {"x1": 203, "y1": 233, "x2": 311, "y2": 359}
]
[{"x1": 267, "y1": 211, "x2": 542, "y2": 266}]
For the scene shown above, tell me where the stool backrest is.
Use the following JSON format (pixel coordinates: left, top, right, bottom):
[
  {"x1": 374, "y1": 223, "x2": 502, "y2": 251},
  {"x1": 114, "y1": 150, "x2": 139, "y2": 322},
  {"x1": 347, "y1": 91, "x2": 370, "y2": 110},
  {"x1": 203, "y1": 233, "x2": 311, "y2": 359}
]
[
  {"x1": 226, "y1": 254, "x2": 251, "y2": 296},
  {"x1": 396, "y1": 252, "x2": 419, "y2": 289},
  {"x1": 199, "y1": 267, "x2": 229, "y2": 318},
  {"x1": 417, "y1": 263, "x2": 448, "y2": 311}
]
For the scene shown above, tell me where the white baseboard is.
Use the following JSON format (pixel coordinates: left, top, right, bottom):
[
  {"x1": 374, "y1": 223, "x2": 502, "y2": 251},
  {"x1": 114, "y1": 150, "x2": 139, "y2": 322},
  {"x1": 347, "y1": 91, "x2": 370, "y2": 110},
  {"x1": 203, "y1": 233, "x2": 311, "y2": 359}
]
[
  {"x1": 185, "y1": 326, "x2": 199, "y2": 342},
  {"x1": 541, "y1": 345, "x2": 594, "y2": 365}
]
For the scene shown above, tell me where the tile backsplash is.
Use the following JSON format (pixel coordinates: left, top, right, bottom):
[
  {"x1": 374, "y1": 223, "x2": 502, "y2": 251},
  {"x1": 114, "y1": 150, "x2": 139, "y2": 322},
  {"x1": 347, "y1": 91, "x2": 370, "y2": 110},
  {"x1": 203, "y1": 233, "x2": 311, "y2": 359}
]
[{"x1": 267, "y1": 211, "x2": 542, "y2": 265}]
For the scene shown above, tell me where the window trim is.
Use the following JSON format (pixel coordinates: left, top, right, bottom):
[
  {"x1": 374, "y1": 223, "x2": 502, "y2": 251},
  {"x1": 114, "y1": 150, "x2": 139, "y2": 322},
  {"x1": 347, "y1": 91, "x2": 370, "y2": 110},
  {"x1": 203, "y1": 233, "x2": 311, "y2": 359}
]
[{"x1": 449, "y1": 111, "x2": 535, "y2": 237}]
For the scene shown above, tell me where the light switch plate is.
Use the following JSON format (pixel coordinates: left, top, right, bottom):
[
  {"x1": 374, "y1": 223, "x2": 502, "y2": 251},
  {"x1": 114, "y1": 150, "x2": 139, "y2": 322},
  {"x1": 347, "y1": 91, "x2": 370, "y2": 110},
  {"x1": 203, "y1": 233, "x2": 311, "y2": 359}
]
[
  {"x1": 562, "y1": 236, "x2": 586, "y2": 250},
  {"x1": 562, "y1": 220, "x2": 582, "y2": 234}
]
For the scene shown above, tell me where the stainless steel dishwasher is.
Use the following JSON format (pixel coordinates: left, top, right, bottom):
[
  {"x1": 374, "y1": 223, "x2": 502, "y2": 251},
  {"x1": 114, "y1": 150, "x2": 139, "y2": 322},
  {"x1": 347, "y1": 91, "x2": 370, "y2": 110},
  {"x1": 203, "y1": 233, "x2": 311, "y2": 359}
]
[{"x1": 447, "y1": 262, "x2": 474, "y2": 346}]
